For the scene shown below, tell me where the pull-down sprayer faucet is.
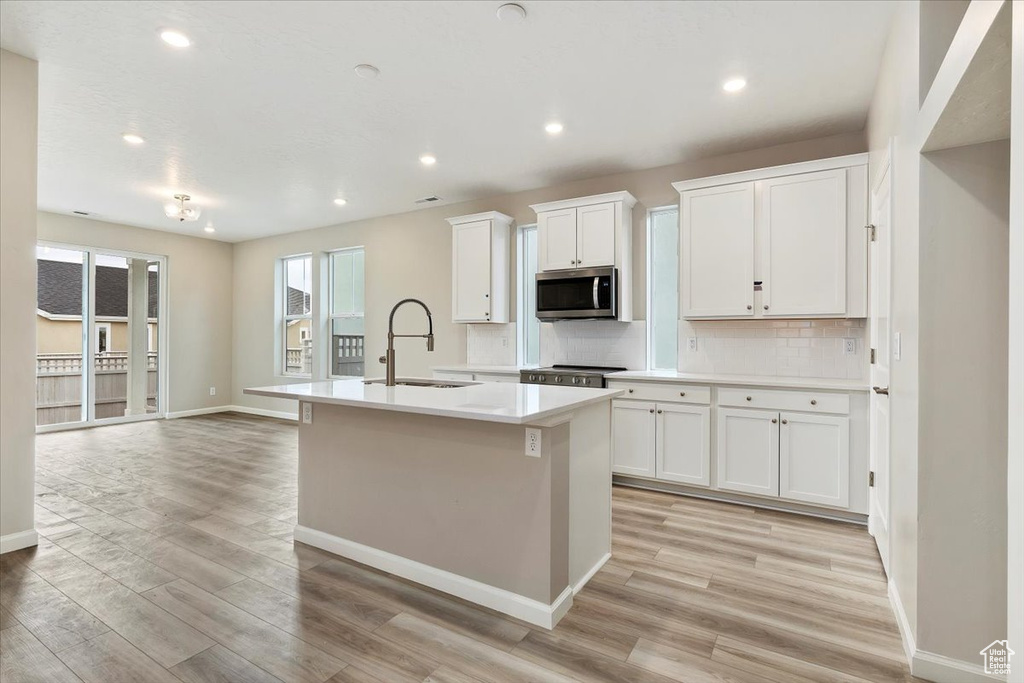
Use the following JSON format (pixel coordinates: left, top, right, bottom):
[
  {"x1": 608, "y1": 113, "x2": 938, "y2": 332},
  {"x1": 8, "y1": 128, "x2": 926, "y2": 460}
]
[{"x1": 379, "y1": 298, "x2": 434, "y2": 386}]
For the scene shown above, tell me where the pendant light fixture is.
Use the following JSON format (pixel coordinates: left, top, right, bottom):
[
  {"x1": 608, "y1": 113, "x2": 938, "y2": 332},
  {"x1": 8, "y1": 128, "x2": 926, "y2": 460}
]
[{"x1": 164, "y1": 193, "x2": 201, "y2": 222}]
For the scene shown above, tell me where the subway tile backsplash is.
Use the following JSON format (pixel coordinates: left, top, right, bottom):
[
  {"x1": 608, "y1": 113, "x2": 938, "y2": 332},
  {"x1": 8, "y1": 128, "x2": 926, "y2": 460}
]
[
  {"x1": 466, "y1": 323, "x2": 516, "y2": 366},
  {"x1": 678, "y1": 319, "x2": 868, "y2": 380},
  {"x1": 539, "y1": 321, "x2": 647, "y2": 370}
]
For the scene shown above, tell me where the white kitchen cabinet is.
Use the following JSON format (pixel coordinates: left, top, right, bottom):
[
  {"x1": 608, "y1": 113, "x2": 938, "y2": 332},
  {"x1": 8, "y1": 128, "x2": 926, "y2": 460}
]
[
  {"x1": 576, "y1": 202, "x2": 617, "y2": 268},
  {"x1": 680, "y1": 182, "x2": 755, "y2": 318},
  {"x1": 779, "y1": 412, "x2": 850, "y2": 508},
  {"x1": 447, "y1": 212, "x2": 513, "y2": 323},
  {"x1": 656, "y1": 404, "x2": 711, "y2": 486},
  {"x1": 716, "y1": 407, "x2": 780, "y2": 497},
  {"x1": 673, "y1": 154, "x2": 868, "y2": 320},
  {"x1": 537, "y1": 208, "x2": 578, "y2": 271},
  {"x1": 760, "y1": 169, "x2": 847, "y2": 317},
  {"x1": 611, "y1": 400, "x2": 656, "y2": 477}
]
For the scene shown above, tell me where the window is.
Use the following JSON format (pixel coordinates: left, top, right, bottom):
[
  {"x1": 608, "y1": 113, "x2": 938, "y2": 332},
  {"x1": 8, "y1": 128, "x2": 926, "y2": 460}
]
[
  {"x1": 517, "y1": 224, "x2": 540, "y2": 365},
  {"x1": 648, "y1": 207, "x2": 679, "y2": 370},
  {"x1": 95, "y1": 322, "x2": 111, "y2": 354},
  {"x1": 282, "y1": 254, "x2": 313, "y2": 376},
  {"x1": 329, "y1": 248, "x2": 365, "y2": 377}
]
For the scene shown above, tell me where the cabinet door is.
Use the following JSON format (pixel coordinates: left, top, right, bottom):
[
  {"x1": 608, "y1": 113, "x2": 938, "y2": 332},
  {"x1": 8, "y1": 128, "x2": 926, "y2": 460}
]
[
  {"x1": 779, "y1": 412, "x2": 849, "y2": 508},
  {"x1": 612, "y1": 400, "x2": 655, "y2": 477},
  {"x1": 760, "y1": 169, "x2": 847, "y2": 316},
  {"x1": 576, "y1": 202, "x2": 616, "y2": 268},
  {"x1": 716, "y1": 408, "x2": 779, "y2": 497},
  {"x1": 537, "y1": 208, "x2": 578, "y2": 271},
  {"x1": 656, "y1": 404, "x2": 711, "y2": 486},
  {"x1": 680, "y1": 182, "x2": 755, "y2": 318},
  {"x1": 451, "y1": 220, "x2": 492, "y2": 322}
]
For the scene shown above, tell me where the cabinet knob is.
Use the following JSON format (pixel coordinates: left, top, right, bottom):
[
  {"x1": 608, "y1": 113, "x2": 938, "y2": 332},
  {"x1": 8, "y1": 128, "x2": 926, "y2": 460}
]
[
  {"x1": 771, "y1": 418, "x2": 777, "y2": 424},
  {"x1": 810, "y1": 399, "x2": 817, "y2": 405},
  {"x1": 657, "y1": 409, "x2": 663, "y2": 414},
  {"x1": 649, "y1": 409, "x2": 654, "y2": 414},
  {"x1": 628, "y1": 388, "x2": 634, "y2": 393},
  {"x1": 679, "y1": 391, "x2": 686, "y2": 397},
  {"x1": 781, "y1": 419, "x2": 788, "y2": 425},
  {"x1": 484, "y1": 293, "x2": 489, "y2": 298},
  {"x1": 746, "y1": 305, "x2": 752, "y2": 310},
  {"x1": 746, "y1": 396, "x2": 752, "y2": 401},
  {"x1": 763, "y1": 305, "x2": 769, "y2": 310}
]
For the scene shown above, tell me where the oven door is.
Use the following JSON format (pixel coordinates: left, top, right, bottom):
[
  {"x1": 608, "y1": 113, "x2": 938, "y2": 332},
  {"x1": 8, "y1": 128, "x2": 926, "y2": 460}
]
[{"x1": 536, "y1": 267, "x2": 617, "y2": 320}]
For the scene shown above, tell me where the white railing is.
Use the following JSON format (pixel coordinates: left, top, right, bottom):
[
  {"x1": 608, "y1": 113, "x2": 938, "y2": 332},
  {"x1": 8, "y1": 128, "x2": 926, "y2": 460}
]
[{"x1": 37, "y1": 352, "x2": 158, "y2": 375}]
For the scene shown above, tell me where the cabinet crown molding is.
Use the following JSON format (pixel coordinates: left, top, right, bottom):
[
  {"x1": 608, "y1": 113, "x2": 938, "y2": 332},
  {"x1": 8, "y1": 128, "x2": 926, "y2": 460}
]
[
  {"x1": 446, "y1": 211, "x2": 514, "y2": 227},
  {"x1": 671, "y1": 153, "x2": 869, "y2": 193},
  {"x1": 529, "y1": 190, "x2": 637, "y2": 215}
]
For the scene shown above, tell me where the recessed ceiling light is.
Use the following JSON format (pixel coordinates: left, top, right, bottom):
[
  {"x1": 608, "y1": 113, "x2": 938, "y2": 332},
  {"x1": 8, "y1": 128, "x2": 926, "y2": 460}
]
[
  {"x1": 496, "y1": 3, "x2": 527, "y2": 23},
  {"x1": 333, "y1": 198, "x2": 348, "y2": 206},
  {"x1": 204, "y1": 225, "x2": 215, "y2": 234},
  {"x1": 160, "y1": 30, "x2": 191, "y2": 48},
  {"x1": 545, "y1": 122, "x2": 564, "y2": 135},
  {"x1": 722, "y1": 78, "x2": 747, "y2": 93},
  {"x1": 122, "y1": 133, "x2": 145, "y2": 145},
  {"x1": 354, "y1": 64, "x2": 380, "y2": 80},
  {"x1": 419, "y1": 154, "x2": 437, "y2": 166}
]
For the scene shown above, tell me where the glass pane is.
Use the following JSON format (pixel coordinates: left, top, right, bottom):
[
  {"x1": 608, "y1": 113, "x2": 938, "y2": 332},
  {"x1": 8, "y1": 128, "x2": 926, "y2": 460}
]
[
  {"x1": 285, "y1": 319, "x2": 312, "y2": 375},
  {"x1": 330, "y1": 249, "x2": 365, "y2": 316},
  {"x1": 147, "y1": 261, "x2": 160, "y2": 414},
  {"x1": 650, "y1": 209, "x2": 680, "y2": 370},
  {"x1": 331, "y1": 317, "x2": 365, "y2": 377},
  {"x1": 286, "y1": 256, "x2": 312, "y2": 315},
  {"x1": 36, "y1": 246, "x2": 86, "y2": 426},
  {"x1": 524, "y1": 228, "x2": 540, "y2": 365}
]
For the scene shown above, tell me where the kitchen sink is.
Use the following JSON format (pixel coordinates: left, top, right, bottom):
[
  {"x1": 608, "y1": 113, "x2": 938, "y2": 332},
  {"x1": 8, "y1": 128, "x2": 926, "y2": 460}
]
[{"x1": 363, "y1": 378, "x2": 479, "y2": 389}]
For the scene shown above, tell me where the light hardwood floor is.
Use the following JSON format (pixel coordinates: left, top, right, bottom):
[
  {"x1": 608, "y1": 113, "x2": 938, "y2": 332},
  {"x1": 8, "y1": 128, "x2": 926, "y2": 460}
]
[{"x1": 0, "y1": 412, "x2": 916, "y2": 682}]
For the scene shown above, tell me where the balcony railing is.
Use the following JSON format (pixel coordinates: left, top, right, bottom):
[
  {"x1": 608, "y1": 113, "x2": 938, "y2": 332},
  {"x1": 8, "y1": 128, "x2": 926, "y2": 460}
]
[{"x1": 37, "y1": 352, "x2": 158, "y2": 375}]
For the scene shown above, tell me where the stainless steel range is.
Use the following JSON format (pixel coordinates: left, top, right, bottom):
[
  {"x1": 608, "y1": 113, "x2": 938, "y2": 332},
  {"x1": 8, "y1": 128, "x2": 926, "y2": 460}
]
[{"x1": 519, "y1": 364, "x2": 627, "y2": 388}]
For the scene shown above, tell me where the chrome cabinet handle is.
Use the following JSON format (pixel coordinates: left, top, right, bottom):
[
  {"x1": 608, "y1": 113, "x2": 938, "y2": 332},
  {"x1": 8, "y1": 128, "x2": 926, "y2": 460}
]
[{"x1": 873, "y1": 386, "x2": 889, "y2": 395}]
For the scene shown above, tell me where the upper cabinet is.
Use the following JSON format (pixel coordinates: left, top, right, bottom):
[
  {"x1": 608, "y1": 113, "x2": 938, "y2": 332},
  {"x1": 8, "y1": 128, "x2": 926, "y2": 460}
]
[
  {"x1": 447, "y1": 211, "x2": 513, "y2": 324},
  {"x1": 673, "y1": 155, "x2": 868, "y2": 320},
  {"x1": 531, "y1": 191, "x2": 637, "y2": 321}
]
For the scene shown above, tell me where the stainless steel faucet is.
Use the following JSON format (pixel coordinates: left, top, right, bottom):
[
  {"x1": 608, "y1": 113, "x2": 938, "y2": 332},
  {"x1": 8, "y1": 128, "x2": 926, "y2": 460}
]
[{"x1": 379, "y1": 298, "x2": 434, "y2": 386}]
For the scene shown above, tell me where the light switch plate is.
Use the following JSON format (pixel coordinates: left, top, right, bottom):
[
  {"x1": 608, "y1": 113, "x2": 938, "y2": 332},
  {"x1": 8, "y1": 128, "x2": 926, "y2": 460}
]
[
  {"x1": 301, "y1": 402, "x2": 313, "y2": 424},
  {"x1": 525, "y1": 428, "x2": 541, "y2": 457}
]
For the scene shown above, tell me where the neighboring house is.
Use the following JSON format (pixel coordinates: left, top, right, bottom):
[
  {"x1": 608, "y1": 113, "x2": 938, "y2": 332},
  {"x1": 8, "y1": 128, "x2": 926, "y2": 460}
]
[{"x1": 37, "y1": 259, "x2": 159, "y2": 355}]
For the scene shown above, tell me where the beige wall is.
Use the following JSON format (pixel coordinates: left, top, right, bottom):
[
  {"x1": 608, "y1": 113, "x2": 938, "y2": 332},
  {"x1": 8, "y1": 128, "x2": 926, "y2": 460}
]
[
  {"x1": 35, "y1": 318, "x2": 157, "y2": 355},
  {"x1": 0, "y1": 49, "x2": 38, "y2": 542},
  {"x1": 37, "y1": 212, "x2": 233, "y2": 414},
  {"x1": 232, "y1": 131, "x2": 866, "y2": 414}
]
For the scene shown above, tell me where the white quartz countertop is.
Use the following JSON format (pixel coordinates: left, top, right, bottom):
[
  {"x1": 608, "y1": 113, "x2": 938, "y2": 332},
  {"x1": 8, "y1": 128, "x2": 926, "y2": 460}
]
[
  {"x1": 606, "y1": 370, "x2": 870, "y2": 392},
  {"x1": 431, "y1": 365, "x2": 536, "y2": 375},
  {"x1": 244, "y1": 378, "x2": 622, "y2": 425}
]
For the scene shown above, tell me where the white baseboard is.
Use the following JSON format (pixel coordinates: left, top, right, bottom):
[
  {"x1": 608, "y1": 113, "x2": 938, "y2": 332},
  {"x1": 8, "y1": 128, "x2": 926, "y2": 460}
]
[
  {"x1": 294, "y1": 524, "x2": 573, "y2": 629},
  {"x1": 166, "y1": 406, "x2": 233, "y2": 419},
  {"x1": 0, "y1": 529, "x2": 38, "y2": 554},
  {"x1": 573, "y1": 552, "x2": 610, "y2": 594},
  {"x1": 889, "y1": 580, "x2": 1004, "y2": 682},
  {"x1": 165, "y1": 405, "x2": 297, "y2": 421}
]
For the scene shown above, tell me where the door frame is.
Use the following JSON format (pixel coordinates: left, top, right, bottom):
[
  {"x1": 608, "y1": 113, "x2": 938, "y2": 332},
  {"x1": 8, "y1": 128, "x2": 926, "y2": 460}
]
[
  {"x1": 867, "y1": 141, "x2": 894, "y2": 573},
  {"x1": 36, "y1": 241, "x2": 169, "y2": 433}
]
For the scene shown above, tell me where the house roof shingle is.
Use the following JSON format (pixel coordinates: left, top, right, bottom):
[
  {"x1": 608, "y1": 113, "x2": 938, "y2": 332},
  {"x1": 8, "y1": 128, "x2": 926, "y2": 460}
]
[{"x1": 37, "y1": 259, "x2": 159, "y2": 319}]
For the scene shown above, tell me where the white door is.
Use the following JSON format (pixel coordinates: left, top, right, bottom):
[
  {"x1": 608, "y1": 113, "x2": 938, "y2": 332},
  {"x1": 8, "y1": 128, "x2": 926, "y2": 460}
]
[
  {"x1": 576, "y1": 202, "x2": 616, "y2": 268},
  {"x1": 760, "y1": 169, "x2": 847, "y2": 317},
  {"x1": 716, "y1": 408, "x2": 779, "y2": 496},
  {"x1": 656, "y1": 404, "x2": 711, "y2": 486},
  {"x1": 537, "y1": 208, "x2": 578, "y2": 271},
  {"x1": 451, "y1": 220, "x2": 492, "y2": 322},
  {"x1": 680, "y1": 182, "x2": 755, "y2": 318},
  {"x1": 612, "y1": 400, "x2": 656, "y2": 477},
  {"x1": 869, "y1": 152, "x2": 893, "y2": 572},
  {"x1": 779, "y1": 412, "x2": 850, "y2": 508}
]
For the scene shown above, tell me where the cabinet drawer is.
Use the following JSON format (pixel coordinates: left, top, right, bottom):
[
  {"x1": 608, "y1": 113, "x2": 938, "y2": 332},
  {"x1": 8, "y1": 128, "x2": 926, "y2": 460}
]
[
  {"x1": 607, "y1": 381, "x2": 711, "y2": 405},
  {"x1": 717, "y1": 387, "x2": 849, "y2": 415},
  {"x1": 473, "y1": 372, "x2": 519, "y2": 383}
]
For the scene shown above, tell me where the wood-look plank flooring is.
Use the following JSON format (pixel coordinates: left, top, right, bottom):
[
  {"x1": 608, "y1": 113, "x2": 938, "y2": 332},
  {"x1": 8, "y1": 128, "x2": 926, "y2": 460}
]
[{"x1": 0, "y1": 412, "x2": 918, "y2": 682}]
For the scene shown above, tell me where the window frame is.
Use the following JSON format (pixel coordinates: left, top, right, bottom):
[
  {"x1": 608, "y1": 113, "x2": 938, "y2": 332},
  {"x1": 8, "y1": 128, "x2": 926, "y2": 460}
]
[
  {"x1": 327, "y1": 246, "x2": 366, "y2": 378},
  {"x1": 516, "y1": 223, "x2": 539, "y2": 366},
  {"x1": 646, "y1": 205, "x2": 680, "y2": 371},
  {"x1": 281, "y1": 254, "x2": 313, "y2": 377}
]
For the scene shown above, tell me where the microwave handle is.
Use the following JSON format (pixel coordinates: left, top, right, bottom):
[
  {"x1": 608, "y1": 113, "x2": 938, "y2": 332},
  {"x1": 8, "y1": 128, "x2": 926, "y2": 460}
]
[{"x1": 593, "y1": 277, "x2": 600, "y2": 309}]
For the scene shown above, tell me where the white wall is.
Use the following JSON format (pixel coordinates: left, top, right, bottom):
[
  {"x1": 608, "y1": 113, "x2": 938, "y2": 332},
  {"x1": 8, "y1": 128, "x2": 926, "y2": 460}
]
[
  {"x1": 232, "y1": 132, "x2": 867, "y2": 413},
  {"x1": 37, "y1": 212, "x2": 234, "y2": 415},
  {"x1": 0, "y1": 49, "x2": 38, "y2": 548}
]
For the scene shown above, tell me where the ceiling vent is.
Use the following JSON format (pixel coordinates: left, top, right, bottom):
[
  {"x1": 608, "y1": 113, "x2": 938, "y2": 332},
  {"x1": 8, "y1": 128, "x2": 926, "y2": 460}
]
[{"x1": 415, "y1": 195, "x2": 443, "y2": 204}]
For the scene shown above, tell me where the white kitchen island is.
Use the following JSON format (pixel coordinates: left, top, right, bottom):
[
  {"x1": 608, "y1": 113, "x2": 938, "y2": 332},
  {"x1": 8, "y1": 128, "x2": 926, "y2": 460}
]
[{"x1": 243, "y1": 378, "x2": 622, "y2": 628}]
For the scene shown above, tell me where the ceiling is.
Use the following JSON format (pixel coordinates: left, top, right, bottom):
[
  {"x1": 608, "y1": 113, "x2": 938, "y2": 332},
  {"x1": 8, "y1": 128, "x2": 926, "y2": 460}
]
[{"x1": 0, "y1": 1, "x2": 896, "y2": 242}]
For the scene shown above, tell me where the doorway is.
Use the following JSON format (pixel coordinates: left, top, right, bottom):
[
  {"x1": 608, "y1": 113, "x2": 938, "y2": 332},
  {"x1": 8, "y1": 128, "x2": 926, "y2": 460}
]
[{"x1": 35, "y1": 243, "x2": 167, "y2": 430}]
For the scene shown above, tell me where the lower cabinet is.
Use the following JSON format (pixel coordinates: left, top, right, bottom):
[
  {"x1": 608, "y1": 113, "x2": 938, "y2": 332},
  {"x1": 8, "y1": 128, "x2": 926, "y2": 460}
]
[
  {"x1": 716, "y1": 408, "x2": 780, "y2": 497},
  {"x1": 779, "y1": 411, "x2": 850, "y2": 508},
  {"x1": 612, "y1": 399, "x2": 711, "y2": 485}
]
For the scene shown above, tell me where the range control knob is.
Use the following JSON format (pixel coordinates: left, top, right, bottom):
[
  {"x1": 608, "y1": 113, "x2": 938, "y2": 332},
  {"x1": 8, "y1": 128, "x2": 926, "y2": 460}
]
[
  {"x1": 584, "y1": 377, "x2": 592, "y2": 386},
  {"x1": 554, "y1": 376, "x2": 563, "y2": 383},
  {"x1": 572, "y1": 376, "x2": 581, "y2": 385},
  {"x1": 529, "y1": 374, "x2": 537, "y2": 382}
]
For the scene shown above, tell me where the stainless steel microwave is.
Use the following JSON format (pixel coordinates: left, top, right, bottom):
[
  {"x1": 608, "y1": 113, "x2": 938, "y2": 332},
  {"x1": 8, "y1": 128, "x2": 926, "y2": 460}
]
[{"x1": 536, "y1": 267, "x2": 617, "y2": 321}]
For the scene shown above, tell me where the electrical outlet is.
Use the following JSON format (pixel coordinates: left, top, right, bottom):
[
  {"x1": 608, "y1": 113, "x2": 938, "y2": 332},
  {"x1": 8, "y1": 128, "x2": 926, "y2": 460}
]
[
  {"x1": 844, "y1": 338, "x2": 856, "y2": 355},
  {"x1": 301, "y1": 402, "x2": 313, "y2": 424},
  {"x1": 524, "y1": 428, "x2": 541, "y2": 457},
  {"x1": 502, "y1": 337, "x2": 509, "y2": 348},
  {"x1": 687, "y1": 337, "x2": 698, "y2": 352},
  {"x1": 209, "y1": 386, "x2": 216, "y2": 396}
]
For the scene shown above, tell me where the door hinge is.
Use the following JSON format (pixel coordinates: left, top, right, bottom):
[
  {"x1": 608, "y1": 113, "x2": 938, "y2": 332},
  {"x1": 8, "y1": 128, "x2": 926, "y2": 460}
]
[
  {"x1": 870, "y1": 348, "x2": 876, "y2": 364},
  {"x1": 869, "y1": 471, "x2": 875, "y2": 487},
  {"x1": 866, "y1": 224, "x2": 876, "y2": 242}
]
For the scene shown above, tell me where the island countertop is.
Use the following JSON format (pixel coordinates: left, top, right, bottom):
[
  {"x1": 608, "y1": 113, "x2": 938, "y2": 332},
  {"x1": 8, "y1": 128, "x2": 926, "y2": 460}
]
[{"x1": 244, "y1": 378, "x2": 623, "y2": 425}]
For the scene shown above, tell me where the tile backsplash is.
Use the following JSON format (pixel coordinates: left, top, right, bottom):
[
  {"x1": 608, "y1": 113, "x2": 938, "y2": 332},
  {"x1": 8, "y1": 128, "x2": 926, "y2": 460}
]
[
  {"x1": 677, "y1": 319, "x2": 868, "y2": 380},
  {"x1": 466, "y1": 323, "x2": 516, "y2": 365},
  {"x1": 539, "y1": 320, "x2": 647, "y2": 370}
]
